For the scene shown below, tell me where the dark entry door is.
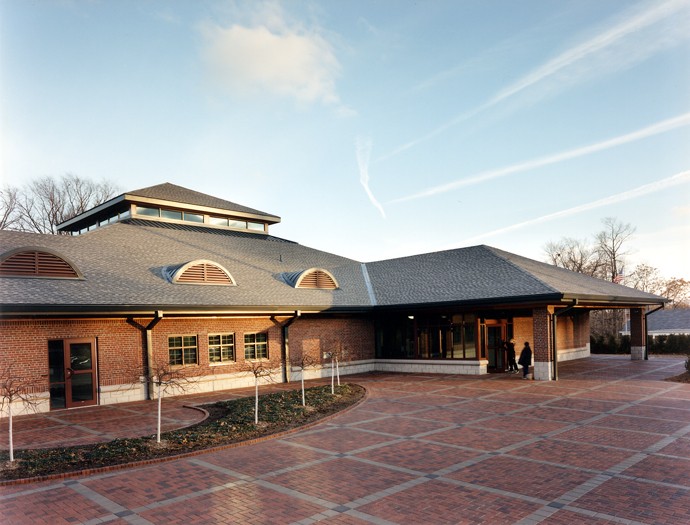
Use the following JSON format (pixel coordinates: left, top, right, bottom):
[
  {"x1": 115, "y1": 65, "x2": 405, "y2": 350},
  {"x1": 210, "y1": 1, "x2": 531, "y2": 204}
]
[
  {"x1": 486, "y1": 326, "x2": 505, "y2": 372},
  {"x1": 49, "y1": 339, "x2": 97, "y2": 409}
]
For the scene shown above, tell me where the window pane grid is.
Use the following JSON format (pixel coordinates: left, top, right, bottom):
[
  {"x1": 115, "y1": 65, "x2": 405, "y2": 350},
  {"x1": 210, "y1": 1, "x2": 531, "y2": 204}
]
[
  {"x1": 209, "y1": 333, "x2": 235, "y2": 363},
  {"x1": 244, "y1": 333, "x2": 268, "y2": 360},
  {"x1": 168, "y1": 335, "x2": 197, "y2": 365}
]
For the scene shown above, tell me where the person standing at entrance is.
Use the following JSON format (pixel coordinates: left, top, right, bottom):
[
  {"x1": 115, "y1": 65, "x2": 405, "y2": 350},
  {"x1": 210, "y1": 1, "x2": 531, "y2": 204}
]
[
  {"x1": 506, "y1": 339, "x2": 518, "y2": 373},
  {"x1": 518, "y1": 342, "x2": 532, "y2": 379}
]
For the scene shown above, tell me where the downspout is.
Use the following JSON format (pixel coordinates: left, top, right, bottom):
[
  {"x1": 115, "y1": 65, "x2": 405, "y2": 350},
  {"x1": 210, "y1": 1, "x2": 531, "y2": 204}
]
[
  {"x1": 278, "y1": 311, "x2": 301, "y2": 383},
  {"x1": 643, "y1": 305, "x2": 664, "y2": 361},
  {"x1": 552, "y1": 300, "x2": 578, "y2": 381},
  {"x1": 145, "y1": 310, "x2": 164, "y2": 400}
]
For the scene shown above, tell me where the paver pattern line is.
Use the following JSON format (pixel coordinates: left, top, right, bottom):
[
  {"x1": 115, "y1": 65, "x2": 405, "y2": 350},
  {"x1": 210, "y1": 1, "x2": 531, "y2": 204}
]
[{"x1": 1, "y1": 356, "x2": 688, "y2": 524}]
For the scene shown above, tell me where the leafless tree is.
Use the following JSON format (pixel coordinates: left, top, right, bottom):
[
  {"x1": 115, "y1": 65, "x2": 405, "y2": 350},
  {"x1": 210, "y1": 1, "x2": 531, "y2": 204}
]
[
  {"x1": 545, "y1": 218, "x2": 637, "y2": 341},
  {"x1": 148, "y1": 361, "x2": 199, "y2": 443},
  {"x1": 290, "y1": 354, "x2": 319, "y2": 406},
  {"x1": 595, "y1": 217, "x2": 636, "y2": 282},
  {"x1": 329, "y1": 342, "x2": 348, "y2": 388},
  {"x1": 0, "y1": 186, "x2": 20, "y2": 231},
  {"x1": 0, "y1": 365, "x2": 42, "y2": 462},
  {"x1": 246, "y1": 361, "x2": 277, "y2": 424},
  {"x1": 660, "y1": 277, "x2": 690, "y2": 308},
  {"x1": 625, "y1": 264, "x2": 663, "y2": 294},
  {"x1": 7, "y1": 174, "x2": 119, "y2": 234},
  {"x1": 544, "y1": 238, "x2": 603, "y2": 277}
]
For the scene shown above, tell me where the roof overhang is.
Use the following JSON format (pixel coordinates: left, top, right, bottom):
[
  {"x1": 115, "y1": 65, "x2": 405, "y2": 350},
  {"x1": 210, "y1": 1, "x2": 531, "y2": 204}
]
[
  {"x1": 373, "y1": 292, "x2": 666, "y2": 312},
  {"x1": 0, "y1": 303, "x2": 372, "y2": 319},
  {"x1": 560, "y1": 293, "x2": 667, "y2": 308}
]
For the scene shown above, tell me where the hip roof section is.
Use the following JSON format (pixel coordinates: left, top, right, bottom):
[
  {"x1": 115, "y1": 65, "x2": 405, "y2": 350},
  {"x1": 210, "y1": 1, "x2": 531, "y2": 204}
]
[{"x1": 1, "y1": 186, "x2": 666, "y2": 314}]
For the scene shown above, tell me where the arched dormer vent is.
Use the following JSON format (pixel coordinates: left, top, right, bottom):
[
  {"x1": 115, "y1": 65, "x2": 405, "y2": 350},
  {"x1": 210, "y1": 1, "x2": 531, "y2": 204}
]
[
  {"x1": 285, "y1": 268, "x2": 338, "y2": 289},
  {"x1": 168, "y1": 260, "x2": 236, "y2": 285},
  {"x1": 0, "y1": 248, "x2": 81, "y2": 279}
]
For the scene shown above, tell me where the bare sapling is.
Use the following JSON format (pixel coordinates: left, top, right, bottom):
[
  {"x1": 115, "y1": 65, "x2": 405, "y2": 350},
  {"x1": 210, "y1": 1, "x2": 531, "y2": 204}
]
[
  {"x1": 290, "y1": 354, "x2": 318, "y2": 406},
  {"x1": 246, "y1": 361, "x2": 277, "y2": 424},
  {"x1": 0, "y1": 365, "x2": 41, "y2": 462},
  {"x1": 329, "y1": 343, "x2": 348, "y2": 387},
  {"x1": 323, "y1": 351, "x2": 335, "y2": 394},
  {"x1": 148, "y1": 361, "x2": 198, "y2": 443}
]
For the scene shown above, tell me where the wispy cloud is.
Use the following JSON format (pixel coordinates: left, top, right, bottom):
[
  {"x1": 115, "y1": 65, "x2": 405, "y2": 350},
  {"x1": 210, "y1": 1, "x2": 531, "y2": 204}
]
[
  {"x1": 200, "y1": 4, "x2": 349, "y2": 112},
  {"x1": 381, "y1": 0, "x2": 690, "y2": 161},
  {"x1": 356, "y1": 136, "x2": 386, "y2": 218},
  {"x1": 461, "y1": 170, "x2": 690, "y2": 244},
  {"x1": 390, "y1": 112, "x2": 690, "y2": 204}
]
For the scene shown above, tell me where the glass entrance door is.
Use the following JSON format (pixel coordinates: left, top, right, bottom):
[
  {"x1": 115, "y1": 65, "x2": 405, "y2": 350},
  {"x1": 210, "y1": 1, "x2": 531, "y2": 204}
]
[
  {"x1": 486, "y1": 325, "x2": 505, "y2": 372},
  {"x1": 48, "y1": 339, "x2": 97, "y2": 409}
]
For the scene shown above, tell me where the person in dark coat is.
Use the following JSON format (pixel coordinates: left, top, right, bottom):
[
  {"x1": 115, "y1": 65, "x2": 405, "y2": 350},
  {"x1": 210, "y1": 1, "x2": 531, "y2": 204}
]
[
  {"x1": 518, "y1": 342, "x2": 532, "y2": 379},
  {"x1": 506, "y1": 339, "x2": 518, "y2": 373}
]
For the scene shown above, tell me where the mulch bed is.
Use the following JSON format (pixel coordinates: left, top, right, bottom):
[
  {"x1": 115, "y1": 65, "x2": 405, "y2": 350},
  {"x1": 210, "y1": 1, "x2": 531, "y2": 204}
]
[
  {"x1": 0, "y1": 383, "x2": 365, "y2": 483},
  {"x1": 667, "y1": 372, "x2": 690, "y2": 384}
]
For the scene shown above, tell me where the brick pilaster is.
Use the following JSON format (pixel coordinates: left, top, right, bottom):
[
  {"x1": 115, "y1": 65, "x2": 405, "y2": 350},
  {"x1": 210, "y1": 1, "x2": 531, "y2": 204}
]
[
  {"x1": 630, "y1": 308, "x2": 646, "y2": 361},
  {"x1": 532, "y1": 307, "x2": 553, "y2": 381}
]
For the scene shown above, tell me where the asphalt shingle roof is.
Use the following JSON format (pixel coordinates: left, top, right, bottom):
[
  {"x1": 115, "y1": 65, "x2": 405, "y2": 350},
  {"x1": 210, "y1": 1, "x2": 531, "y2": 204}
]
[
  {"x1": 645, "y1": 309, "x2": 690, "y2": 333},
  {"x1": 0, "y1": 224, "x2": 665, "y2": 312},
  {"x1": 127, "y1": 183, "x2": 279, "y2": 220},
  {"x1": 0, "y1": 221, "x2": 368, "y2": 311}
]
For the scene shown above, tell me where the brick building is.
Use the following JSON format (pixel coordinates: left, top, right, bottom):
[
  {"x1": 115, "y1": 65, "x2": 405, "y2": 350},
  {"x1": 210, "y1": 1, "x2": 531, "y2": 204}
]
[{"x1": 0, "y1": 183, "x2": 665, "y2": 415}]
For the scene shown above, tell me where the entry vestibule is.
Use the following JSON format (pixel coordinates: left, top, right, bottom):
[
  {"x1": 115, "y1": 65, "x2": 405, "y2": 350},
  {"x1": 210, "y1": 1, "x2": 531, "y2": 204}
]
[{"x1": 376, "y1": 313, "x2": 519, "y2": 372}]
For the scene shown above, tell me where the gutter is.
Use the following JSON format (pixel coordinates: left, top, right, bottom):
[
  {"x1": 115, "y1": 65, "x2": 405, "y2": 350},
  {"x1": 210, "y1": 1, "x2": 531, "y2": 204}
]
[
  {"x1": 552, "y1": 299, "x2": 578, "y2": 381},
  {"x1": 145, "y1": 311, "x2": 164, "y2": 400},
  {"x1": 272, "y1": 310, "x2": 301, "y2": 383},
  {"x1": 0, "y1": 304, "x2": 370, "y2": 318}
]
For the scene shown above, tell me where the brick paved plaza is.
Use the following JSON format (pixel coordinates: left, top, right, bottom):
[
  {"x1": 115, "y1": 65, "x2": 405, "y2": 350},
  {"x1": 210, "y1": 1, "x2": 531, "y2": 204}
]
[{"x1": 1, "y1": 355, "x2": 689, "y2": 524}]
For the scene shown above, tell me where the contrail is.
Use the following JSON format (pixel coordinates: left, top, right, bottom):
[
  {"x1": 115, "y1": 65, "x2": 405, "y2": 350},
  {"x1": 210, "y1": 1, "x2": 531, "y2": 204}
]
[
  {"x1": 389, "y1": 112, "x2": 690, "y2": 204},
  {"x1": 378, "y1": 0, "x2": 689, "y2": 162},
  {"x1": 356, "y1": 136, "x2": 386, "y2": 218},
  {"x1": 486, "y1": 0, "x2": 688, "y2": 108},
  {"x1": 461, "y1": 170, "x2": 690, "y2": 244}
]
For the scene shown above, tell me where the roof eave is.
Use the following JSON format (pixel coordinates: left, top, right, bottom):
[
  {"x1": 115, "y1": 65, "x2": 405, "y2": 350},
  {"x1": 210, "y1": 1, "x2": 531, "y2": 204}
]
[
  {"x1": 374, "y1": 293, "x2": 565, "y2": 311},
  {"x1": 123, "y1": 194, "x2": 281, "y2": 224},
  {"x1": 57, "y1": 194, "x2": 127, "y2": 231},
  {"x1": 561, "y1": 293, "x2": 667, "y2": 307},
  {"x1": 0, "y1": 303, "x2": 372, "y2": 318}
]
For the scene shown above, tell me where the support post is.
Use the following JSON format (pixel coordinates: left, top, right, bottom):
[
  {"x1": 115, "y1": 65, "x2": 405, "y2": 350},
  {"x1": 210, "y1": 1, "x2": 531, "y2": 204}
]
[
  {"x1": 630, "y1": 308, "x2": 645, "y2": 361},
  {"x1": 532, "y1": 307, "x2": 553, "y2": 381}
]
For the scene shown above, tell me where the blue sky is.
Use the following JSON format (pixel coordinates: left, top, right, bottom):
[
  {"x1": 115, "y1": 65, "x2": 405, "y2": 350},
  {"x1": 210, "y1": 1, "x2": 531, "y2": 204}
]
[{"x1": 2, "y1": 0, "x2": 689, "y2": 278}]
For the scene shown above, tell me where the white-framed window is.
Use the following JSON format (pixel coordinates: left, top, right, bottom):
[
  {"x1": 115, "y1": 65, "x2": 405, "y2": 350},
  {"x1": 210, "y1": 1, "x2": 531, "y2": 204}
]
[
  {"x1": 169, "y1": 335, "x2": 198, "y2": 365},
  {"x1": 209, "y1": 333, "x2": 235, "y2": 363},
  {"x1": 244, "y1": 333, "x2": 268, "y2": 360}
]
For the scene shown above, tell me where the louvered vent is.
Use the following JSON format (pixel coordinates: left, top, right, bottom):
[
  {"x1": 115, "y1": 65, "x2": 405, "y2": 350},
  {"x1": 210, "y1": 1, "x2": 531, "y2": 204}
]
[
  {"x1": 0, "y1": 250, "x2": 80, "y2": 278},
  {"x1": 296, "y1": 269, "x2": 338, "y2": 289},
  {"x1": 172, "y1": 261, "x2": 235, "y2": 285}
]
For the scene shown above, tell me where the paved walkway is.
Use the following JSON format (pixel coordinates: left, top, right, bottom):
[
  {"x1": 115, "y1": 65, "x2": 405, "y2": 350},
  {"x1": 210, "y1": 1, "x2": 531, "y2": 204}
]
[{"x1": 1, "y1": 355, "x2": 689, "y2": 524}]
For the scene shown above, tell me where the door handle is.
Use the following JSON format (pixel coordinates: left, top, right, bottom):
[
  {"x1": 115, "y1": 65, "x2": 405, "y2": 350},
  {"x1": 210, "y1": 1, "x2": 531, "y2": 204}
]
[{"x1": 66, "y1": 368, "x2": 74, "y2": 379}]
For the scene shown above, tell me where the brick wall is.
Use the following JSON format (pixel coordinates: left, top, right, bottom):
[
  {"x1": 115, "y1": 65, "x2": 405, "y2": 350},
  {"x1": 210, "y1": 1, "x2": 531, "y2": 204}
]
[
  {"x1": 512, "y1": 317, "x2": 534, "y2": 349},
  {"x1": 148, "y1": 317, "x2": 284, "y2": 375},
  {"x1": 0, "y1": 318, "x2": 143, "y2": 390},
  {"x1": 532, "y1": 307, "x2": 552, "y2": 362},
  {"x1": 0, "y1": 314, "x2": 376, "y2": 405},
  {"x1": 289, "y1": 317, "x2": 375, "y2": 364}
]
